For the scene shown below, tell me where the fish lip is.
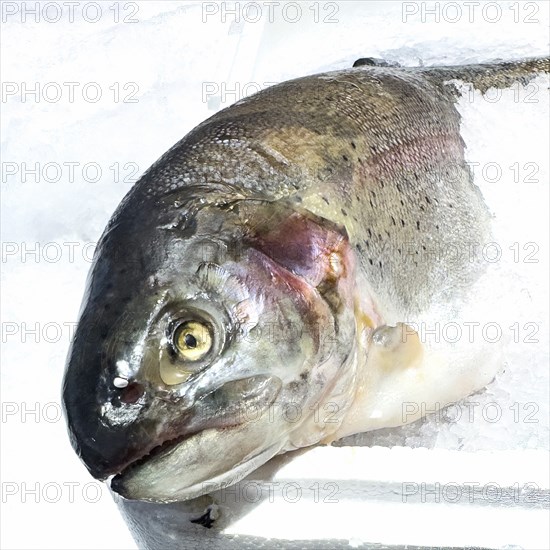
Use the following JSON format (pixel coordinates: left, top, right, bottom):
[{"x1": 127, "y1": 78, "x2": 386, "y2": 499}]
[
  {"x1": 107, "y1": 413, "x2": 251, "y2": 490},
  {"x1": 107, "y1": 410, "x2": 264, "y2": 490},
  {"x1": 110, "y1": 436, "x2": 286, "y2": 504},
  {"x1": 109, "y1": 431, "x2": 196, "y2": 489},
  {"x1": 108, "y1": 427, "x2": 231, "y2": 499},
  {"x1": 87, "y1": 432, "x2": 192, "y2": 482},
  {"x1": 105, "y1": 374, "x2": 283, "y2": 490}
]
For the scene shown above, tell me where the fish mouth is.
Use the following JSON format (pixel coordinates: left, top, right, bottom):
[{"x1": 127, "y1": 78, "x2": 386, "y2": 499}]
[
  {"x1": 109, "y1": 419, "x2": 245, "y2": 493},
  {"x1": 110, "y1": 431, "x2": 195, "y2": 488},
  {"x1": 109, "y1": 375, "x2": 285, "y2": 502},
  {"x1": 109, "y1": 426, "x2": 285, "y2": 503}
]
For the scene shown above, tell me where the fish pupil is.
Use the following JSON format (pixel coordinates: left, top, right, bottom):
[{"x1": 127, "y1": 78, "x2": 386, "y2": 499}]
[{"x1": 185, "y1": 334, "x2": 197, "y2": 348}]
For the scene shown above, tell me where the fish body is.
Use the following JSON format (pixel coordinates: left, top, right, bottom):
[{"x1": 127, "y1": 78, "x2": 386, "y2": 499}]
[{"x1": 62, "y1": 58, "x2": 548, "y2": 505}]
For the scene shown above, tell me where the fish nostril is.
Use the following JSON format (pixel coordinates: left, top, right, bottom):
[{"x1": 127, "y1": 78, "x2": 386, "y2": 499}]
[{"x1": 120, "y1": 382, "x2": 145, "y2": 404}]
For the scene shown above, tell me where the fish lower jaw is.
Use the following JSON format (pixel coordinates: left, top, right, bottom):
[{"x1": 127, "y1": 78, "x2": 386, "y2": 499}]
[
  {"x1": 110, "y1": 438, "x2": 285, "y2": 503},
  {"x1": 109, "y1": 436, "x2": 196, "y2": 501},
  {"x1": 109, "y1": 431, "x2": 195, "y2": 489}
]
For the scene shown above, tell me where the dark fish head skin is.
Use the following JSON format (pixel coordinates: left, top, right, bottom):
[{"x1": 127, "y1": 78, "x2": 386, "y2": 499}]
[{"x1": 62, "y1": 191, "x2": 358, "y2": 501}]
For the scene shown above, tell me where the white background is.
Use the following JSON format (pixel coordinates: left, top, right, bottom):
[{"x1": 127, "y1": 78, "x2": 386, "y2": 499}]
[{"x1": 1, "y1": 1, "x2": 549, "y2": 549}]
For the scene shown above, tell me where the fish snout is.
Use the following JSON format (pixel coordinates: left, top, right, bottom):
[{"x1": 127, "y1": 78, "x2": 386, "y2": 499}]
[
  {"x1": 63, "y1": 340, "x2": 166, "y2": 480},
  {"x1": 63, "y1": 372, "x2": 158, "y2": 480}
]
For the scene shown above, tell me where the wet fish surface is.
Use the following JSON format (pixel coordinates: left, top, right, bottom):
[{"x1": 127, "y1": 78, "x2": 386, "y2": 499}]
[{"x1": 62, "y1": 57, "x2": 548, "y2": 544}]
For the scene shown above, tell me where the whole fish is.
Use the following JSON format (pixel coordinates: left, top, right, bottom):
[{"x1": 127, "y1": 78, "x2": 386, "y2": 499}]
[{"x1": 62, "y1": 57, "x2": 548, "y2": 510}]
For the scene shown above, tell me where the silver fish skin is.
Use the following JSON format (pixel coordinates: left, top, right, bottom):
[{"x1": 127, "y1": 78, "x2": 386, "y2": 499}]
[{"x1": 62, "y1": 57, "x2": 549, "y2": 503}]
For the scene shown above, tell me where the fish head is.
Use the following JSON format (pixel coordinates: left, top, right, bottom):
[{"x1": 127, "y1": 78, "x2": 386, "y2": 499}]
[{"x1": 62, "y1": 194, "x2": 358, "y2": 502}]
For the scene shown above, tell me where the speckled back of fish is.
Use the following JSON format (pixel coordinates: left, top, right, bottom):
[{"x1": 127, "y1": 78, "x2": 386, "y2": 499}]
[{"x1": 132, "y1": 58, "x2": 546, "y2": 318}]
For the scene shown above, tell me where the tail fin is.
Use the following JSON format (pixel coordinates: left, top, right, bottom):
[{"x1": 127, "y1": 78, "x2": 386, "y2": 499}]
[{"x1": 419, "y1": 57, "x2": 549, "y2": 94}]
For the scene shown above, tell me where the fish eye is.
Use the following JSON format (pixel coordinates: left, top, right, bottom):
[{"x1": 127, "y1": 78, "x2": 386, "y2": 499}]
[
  {"x1": 159, "y1": 307, "x2": 224, "y2": 386},
  {"x1": 172, "y1": 320, "x2": 213, "y2": 362}
]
